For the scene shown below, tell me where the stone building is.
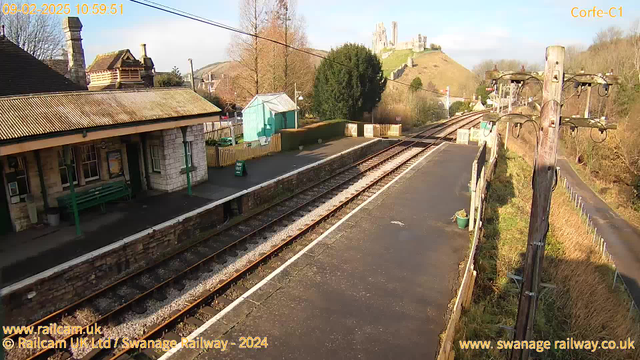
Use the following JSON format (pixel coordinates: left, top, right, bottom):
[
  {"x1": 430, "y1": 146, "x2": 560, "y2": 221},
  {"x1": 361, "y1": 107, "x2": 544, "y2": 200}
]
[
  {"x1": 0, "y1": 17, "x2": 220, "y2": 235},
  {"x1": 0, "y1": 89, "x2": 219, "y2": 234},
  {"x1": 372, "y1": 22, "x2": 426, "y2": 54}
]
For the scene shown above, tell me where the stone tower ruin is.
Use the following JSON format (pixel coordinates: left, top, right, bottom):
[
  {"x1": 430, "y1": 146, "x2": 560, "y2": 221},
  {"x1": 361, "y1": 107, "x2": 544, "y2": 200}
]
[{"x1": 372, "y1": 21, "x2": 426, "y2": 54}]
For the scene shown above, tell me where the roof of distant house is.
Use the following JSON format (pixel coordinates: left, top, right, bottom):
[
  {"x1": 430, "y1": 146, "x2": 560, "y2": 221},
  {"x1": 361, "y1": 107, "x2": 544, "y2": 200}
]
[
  {"x1": 0, "y1": 88, "x2": 221, "y2": 143},
  {"x1": 0, "y1": 35, "x2": 85, "y2": 96},
  {"x1": 244, "y1": 93, "x2": 297, "y2": 114},
  {"x1": 87, "y1": 49, "x2": 143, "y2": 72}
]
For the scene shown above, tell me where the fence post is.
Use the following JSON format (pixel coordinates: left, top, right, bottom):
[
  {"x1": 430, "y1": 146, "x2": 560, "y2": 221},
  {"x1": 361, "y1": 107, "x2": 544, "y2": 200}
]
[{"x1": 469, "y1": 159, "x2": 477, "y2": 231}]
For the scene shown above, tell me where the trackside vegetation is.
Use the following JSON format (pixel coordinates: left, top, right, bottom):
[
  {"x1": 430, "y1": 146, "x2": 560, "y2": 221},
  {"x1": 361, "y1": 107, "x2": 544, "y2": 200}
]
[{"x1": 453, "y1": 145, "x2": 639, "y2": 360}]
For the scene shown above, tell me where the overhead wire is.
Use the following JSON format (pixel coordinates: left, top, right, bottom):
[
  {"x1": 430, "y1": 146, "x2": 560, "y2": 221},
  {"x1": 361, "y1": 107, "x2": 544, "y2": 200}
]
[{"x1": 129, "y1": 0, "x2": 465, "y2": 98}]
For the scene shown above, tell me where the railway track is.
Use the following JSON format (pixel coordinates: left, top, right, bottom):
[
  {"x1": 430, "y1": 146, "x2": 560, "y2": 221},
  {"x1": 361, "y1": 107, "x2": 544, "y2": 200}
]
[{"x1": 3, "y1": 112, "x2": 485, "y2": 360}]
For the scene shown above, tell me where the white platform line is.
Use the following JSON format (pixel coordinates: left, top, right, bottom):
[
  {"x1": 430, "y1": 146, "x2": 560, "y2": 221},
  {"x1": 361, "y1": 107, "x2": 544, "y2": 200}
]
[
  {"x1": 1, "y1": 139, "x2": 380, "y2": 296},
  {"x1": 158, "y1": 142, "x2": 448, "y2": 360}
]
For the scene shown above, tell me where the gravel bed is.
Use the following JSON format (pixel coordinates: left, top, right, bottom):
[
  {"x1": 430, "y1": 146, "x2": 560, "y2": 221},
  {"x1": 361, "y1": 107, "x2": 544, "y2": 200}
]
[
  {"x1": 72, "y1": 147, "x2": 422, "y2": 359},
  {"x1": 6, "y1": 333, "x2": 39, "y2": 360},
  {"x1": 74, "y1": 308, "x2": 99, "y2": 326},
  {"x1": 175, "y1": 322, "x2": 196, "y2": 338}
]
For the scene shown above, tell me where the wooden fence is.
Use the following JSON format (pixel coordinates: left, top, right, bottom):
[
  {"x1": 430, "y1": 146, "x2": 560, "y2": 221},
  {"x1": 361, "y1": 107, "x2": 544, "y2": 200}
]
[
  {"x1": 379, "y1": 124, "x2": 402, "y2": 137},
  {"x1": 204, "y1": 124, "x2": 244, "y2": 142},
  {"x1": 207, "y1": 133, "x2": 281, "y2": 167}
]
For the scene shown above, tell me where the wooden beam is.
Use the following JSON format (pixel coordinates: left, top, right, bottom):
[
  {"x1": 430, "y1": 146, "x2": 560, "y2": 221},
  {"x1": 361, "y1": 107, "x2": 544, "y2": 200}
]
[
  {"x1": 0, "y1": 116, "x2": 219, "y2": 156},
  {"x1": 560, "y1": 117, "x2": 617, "y2": 129}
]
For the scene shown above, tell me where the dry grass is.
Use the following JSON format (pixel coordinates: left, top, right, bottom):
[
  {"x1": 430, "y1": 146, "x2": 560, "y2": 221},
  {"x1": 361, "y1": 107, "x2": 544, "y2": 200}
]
[
  {"x1": 454, "y1": 133, "x2": 639, "y2": 359},
  {"x1": 383, "y1": 50, "x2": 479, "y2": 97},
  {"x1": 565, "y1": 158, "x2": 640, "y2": 230},
  {"x1": 374, "y1": 84, "x2": 446, "y2": 128}
]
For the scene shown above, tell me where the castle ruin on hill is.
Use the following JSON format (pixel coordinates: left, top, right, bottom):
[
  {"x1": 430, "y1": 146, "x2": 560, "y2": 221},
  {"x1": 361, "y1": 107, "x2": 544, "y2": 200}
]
[{"x1": 372, "y1": 21, "x2": 426, "y2": 54}]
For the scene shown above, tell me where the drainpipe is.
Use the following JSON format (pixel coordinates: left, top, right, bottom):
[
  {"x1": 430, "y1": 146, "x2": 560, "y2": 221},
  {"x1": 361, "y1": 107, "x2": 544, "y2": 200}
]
[
  {"x1": 180, "y1": 127, "x2": 192, "y2": 196},
  {"x1": 64, "y1": 145, "x2": 81, "y2": 236},
  {"x1": 34, "y1": 150, "x2": 49, "y2": 211}
]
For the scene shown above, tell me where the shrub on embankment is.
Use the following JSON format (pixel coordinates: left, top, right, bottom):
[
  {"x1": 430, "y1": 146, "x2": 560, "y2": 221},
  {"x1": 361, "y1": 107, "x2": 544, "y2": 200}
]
[
  {"x1": 280, "y1": 120, "x2": 348, "y2": 151},
  {"x1": 453, "y1": 146, "x2": 639, "y2": 360}
]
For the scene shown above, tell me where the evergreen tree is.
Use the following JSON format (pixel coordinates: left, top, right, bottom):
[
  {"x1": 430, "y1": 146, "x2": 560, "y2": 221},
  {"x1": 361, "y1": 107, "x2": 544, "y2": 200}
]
[
  {"x1": 409, "y1": 77, "x2": 423, "y2": 92},
  {"x1": 312, "y1": 43, "x2": 386, "y2": 120},
  {"x1": 155, "y1": 66, "x2": 184, "y2": 87}
]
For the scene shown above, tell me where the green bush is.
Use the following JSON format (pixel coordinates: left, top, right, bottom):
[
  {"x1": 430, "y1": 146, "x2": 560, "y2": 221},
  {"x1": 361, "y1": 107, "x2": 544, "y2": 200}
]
[
  {"x1": 280, "y1": 120, "x2": 347, "y2": 151},
  {"x1": 449, "y1": 101, "x2": 472, "y2": 117}
]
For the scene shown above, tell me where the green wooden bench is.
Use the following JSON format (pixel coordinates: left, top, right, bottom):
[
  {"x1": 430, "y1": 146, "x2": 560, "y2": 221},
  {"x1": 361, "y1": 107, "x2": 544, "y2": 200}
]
[{"x1": 57, "y1": 181, "x2": 131, "y2": 218}]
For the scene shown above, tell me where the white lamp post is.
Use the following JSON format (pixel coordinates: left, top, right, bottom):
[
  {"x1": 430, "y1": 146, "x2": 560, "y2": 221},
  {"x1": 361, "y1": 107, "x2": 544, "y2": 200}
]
[{"x1": 294, "y1": 83, "x2": 303, "y2": 129}]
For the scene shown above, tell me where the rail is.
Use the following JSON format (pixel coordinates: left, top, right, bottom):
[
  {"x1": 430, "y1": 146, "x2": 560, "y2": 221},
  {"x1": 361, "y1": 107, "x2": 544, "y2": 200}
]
[{"x1": 3, "y1": 112, "x2": 486, "y2": 360}]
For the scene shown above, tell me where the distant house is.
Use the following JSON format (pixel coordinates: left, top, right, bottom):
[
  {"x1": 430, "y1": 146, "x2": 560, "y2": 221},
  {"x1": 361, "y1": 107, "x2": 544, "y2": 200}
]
[
  {"x1": 86, "y1": 45, "x2": 154, "y2": 91},
  {"x1": 242, "y1": 93, "x2": 297, "y2": 142}
]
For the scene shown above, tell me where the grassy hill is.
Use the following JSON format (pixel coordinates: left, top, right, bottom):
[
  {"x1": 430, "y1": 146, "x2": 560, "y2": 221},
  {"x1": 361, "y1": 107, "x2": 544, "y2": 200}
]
[{"x1": 382, "y1": 50, "x2": 479, "y2": 98}]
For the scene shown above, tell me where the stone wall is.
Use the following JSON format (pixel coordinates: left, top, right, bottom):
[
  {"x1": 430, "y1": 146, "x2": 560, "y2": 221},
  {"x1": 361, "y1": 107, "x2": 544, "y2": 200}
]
[
  {"x1": 146, "y1": 125, "x2": 207, "y2": 192},
  {"x1": 1, "y1": 139, "x2": 394, "y2": 325}
]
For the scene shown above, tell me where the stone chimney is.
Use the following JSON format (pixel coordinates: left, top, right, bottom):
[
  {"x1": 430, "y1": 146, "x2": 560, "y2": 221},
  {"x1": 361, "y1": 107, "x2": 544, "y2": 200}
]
[
  {"x1": 62, "y1": 17, "x2": 87, "y2": 88},
  {"x1": 139, "y1": 43, "x2": 155, "y2": 87}
]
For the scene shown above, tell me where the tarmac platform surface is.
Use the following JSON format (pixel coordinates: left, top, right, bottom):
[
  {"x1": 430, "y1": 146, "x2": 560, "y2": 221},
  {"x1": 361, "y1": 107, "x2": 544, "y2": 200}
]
[
  {"x1": 557, "y1": 157, "x2": 640, "y2": 307},
  {"x1": 0, "y1": 137, "x2": 376, "y2": 288},
  {"x1": 170, "y1": 143, "x2": 478, "y2": 360}
]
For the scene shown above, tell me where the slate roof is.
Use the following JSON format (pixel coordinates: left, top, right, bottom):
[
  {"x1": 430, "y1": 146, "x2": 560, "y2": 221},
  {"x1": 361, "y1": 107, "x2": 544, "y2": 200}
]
[
  {"x1": 0, "y1": 88, "x2": 221, "y2": 142},
  {"x1": 244, "y1": 93, "x2": 297, "y2": 114},
  {"x1": 87, "y1": 49, "x2": 143, "y2": 72},
  {"x1": 43, "y1": 58, "x2": 70, "y2": 77},
  {"x1": 0, "y1": 35, "x2": 85, "y2": 96}
]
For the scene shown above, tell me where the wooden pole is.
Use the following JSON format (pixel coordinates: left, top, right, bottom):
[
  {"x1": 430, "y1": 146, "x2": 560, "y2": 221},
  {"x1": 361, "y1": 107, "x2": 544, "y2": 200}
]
[{"x1": 511, "y1": 46, "x2": 564, "y2": 360}]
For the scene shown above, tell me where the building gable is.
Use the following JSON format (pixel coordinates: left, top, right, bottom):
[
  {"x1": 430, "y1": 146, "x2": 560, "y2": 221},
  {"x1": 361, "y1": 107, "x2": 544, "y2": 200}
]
[{"x1": 0, "y1": 35, "x2": 85, "y2": 96}]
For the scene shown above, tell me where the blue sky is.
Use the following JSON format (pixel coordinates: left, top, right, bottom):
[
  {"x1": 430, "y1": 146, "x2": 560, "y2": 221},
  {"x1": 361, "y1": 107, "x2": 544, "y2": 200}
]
[{"x1": 32, "y1": 0, "x2": 640, "y2": 73}]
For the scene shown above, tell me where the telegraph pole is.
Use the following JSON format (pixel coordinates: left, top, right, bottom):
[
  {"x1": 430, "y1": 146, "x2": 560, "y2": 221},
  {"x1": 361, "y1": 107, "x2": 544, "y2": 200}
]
[
  {"x1": 505, "y1": 82, "x2": 515, "y2": 149},
  {"x1": 446, "y1": 86, "x2": 450, "y2": 118},
  {"x1": 511, "y1": 45, "x2": 565, "y2": 360},
  {"x1": 188, "y1": 58, "x2": 195, "y2": 91}
]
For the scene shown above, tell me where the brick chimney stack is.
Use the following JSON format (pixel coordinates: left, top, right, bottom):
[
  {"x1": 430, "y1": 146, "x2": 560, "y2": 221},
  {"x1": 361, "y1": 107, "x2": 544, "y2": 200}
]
[{"x1": 62, "y1": 17, "x2": 87, "y2": 88}]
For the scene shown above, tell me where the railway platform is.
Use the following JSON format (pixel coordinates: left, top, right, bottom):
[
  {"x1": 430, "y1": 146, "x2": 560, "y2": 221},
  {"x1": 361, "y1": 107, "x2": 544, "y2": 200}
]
[
  {"x1": 0, "y1": 137, "x2": 378, "y2": 288},
  {"x1": 168, "y1": 142, "x2": 478, "y2": 360}
]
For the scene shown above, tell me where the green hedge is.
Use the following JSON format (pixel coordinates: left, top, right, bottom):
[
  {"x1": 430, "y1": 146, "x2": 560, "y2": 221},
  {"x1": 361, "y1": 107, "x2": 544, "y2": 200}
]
[{"x1": 280, "y1": 120, "x2": 348, "y2": 151}]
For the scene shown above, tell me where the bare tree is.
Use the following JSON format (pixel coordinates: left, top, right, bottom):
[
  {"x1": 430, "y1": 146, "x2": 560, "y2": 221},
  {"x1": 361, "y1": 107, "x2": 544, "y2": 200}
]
[
  {"x1": 629, "y1": 19, "x2": 640, "y2": 83},
  {"x1": 472, "y1": 59, "x2": 540, "y2": 78},
  {"x1": 228, "y1": 0, "x2": 266, "y2": 100},
  {"x1": 593, "y1": 26, "x2": 624, "y2": 46},
  {"x1": 0, "y1": 1, "x2": 64, "y2": 59}
]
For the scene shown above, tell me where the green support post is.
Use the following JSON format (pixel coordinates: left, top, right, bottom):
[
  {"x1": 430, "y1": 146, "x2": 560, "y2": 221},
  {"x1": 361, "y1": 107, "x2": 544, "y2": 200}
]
[
  {"x1": 181, "y1": 127, "x2": 192, "y2": 196},
  {"x1": 64, "y1": 146, "x2": 81, "y2": 236}
]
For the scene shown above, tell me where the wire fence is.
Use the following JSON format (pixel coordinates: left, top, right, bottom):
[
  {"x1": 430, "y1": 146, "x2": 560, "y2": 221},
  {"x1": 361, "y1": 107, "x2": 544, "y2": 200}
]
[{"x1": 560, "y1": 173, "x2": 640, "y2": 321}]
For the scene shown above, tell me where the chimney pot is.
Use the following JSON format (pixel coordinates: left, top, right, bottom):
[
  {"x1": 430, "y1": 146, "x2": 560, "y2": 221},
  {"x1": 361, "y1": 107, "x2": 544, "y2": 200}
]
[{"x1": 140, "y1": 43, "x2": 147, "y2": 57}]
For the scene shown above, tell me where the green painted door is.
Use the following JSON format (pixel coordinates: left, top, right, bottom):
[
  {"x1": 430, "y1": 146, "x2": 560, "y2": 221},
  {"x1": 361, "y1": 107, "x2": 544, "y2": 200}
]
[
  {"x1": 126, "y1": 144, "x2": 143, "y2": 196},
  {"x1": 0, "y1": 167, "x2": 13, "y2": 235}
]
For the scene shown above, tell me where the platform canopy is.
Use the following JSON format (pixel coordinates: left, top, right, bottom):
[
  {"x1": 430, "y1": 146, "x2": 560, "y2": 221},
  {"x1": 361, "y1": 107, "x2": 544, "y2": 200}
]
[{"x1": 0, "y1": 88, "x2": 221, "y2": 155}]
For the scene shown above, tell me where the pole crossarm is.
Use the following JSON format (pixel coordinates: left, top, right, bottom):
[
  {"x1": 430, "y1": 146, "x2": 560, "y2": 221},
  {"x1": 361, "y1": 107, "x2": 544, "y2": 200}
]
[
  {"x1": 486, "y1": 71, "x2": 620, "y2": 86},
  {"x1": 482, "y1": 113, "x2": 618, "y2": 130}
]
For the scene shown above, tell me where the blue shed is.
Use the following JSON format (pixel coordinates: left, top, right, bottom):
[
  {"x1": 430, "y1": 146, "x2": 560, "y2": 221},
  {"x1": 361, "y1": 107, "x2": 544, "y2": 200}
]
[{"x1": 242, "y1": 93, "x2": 297, "y2": 142}]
